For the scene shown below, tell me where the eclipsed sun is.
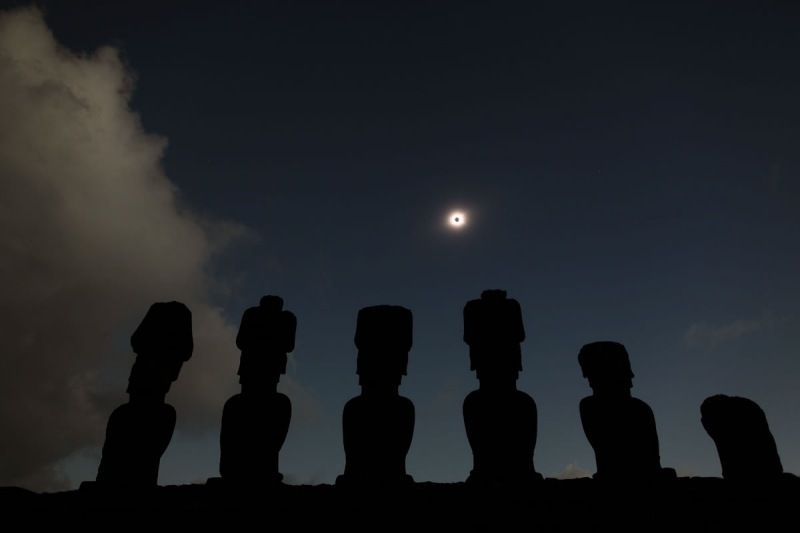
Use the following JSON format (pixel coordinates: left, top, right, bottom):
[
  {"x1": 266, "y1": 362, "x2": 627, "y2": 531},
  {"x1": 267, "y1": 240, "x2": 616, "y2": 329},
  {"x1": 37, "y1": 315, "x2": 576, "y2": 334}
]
[{"x1": 448, "y1": 211, "x2": 467, "y2": 229}]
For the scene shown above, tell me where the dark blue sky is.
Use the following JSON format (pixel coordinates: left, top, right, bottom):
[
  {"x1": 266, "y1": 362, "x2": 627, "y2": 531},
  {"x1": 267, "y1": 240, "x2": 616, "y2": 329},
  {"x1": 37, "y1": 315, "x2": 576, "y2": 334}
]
[{"x1": 1, "y1": 1, "x2": 799, "y2": 490}]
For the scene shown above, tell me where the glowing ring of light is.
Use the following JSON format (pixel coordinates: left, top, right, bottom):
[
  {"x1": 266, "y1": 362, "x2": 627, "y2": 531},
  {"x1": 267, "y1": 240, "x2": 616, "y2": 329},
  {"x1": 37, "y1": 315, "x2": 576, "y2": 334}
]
[{"x1": 448, "y1": 211, "x2": 466, "y2": 228}]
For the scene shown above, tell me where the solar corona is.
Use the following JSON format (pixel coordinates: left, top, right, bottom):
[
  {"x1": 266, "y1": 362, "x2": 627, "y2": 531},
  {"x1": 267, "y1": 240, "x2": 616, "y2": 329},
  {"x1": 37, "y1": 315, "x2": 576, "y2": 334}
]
[{"x1": 448, "y1": 211, "x2": 466, "y2": 229}]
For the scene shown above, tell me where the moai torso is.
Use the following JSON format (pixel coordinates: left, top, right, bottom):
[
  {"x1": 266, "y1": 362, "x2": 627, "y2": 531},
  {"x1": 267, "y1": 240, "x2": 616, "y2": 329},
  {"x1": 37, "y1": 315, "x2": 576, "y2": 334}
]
[
  {"x1": 219, "y1": 295, "x2": 296, "y2": 486},
  {"x1": 701, "y1": 394, "x2": 784, "y2": 482},
  {"x1": 337, "y1": 304, "x2": 415, "y2": 488},
  {"x1": 577, "y1": 341, "x2": 672, "y2": 484},
  {"x1": 462, "y1": 289, "x2": 540, "y2": 486},
  {"x1": 96, "y1": 401, "x2": 176, "y2": 487},
  {"x1": 94, "y1": 301, "x2": 193, "y2": 488}
]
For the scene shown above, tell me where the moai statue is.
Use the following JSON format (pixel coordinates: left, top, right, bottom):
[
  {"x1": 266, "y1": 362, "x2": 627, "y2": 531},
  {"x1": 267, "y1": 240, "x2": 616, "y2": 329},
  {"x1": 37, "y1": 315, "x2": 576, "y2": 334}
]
[
  {"x1": 218, "y1": 295, "x2": 297, "y2": 487},
  {"x1": 462, "y1": 289, "x2": 541, "y2": 486},
  {"x1": 577, "y1": 341, "x2": 675, "y2": 484},
  {"x1": 336, "y1": 305, "x2": 415, "y2": 488},
  {"x1": 700, "y1": 394, "x2": 784, "y2": 483},
  {"x1": 91, "y1": 301, "x2": 194, "y2": 489}
]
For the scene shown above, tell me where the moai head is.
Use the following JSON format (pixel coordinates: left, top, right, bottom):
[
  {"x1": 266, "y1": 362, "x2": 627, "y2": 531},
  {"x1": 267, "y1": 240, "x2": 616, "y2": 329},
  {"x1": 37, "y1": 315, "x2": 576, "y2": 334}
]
[
  {"x1": 354, "y1": 305, "x2": 413, "y2": 388},
  {"x1": 577, "y1": 341, "x2": 634, "y2": 397},
  {"x1": 127, "y1": 301, "x2": 194, "y2": 398},
  {"x1": 236, "y1": 295, "x2": 297, "y2": 386},
  {"x1": 463, "y1": 289, "x2": 525, "y2": 382}
]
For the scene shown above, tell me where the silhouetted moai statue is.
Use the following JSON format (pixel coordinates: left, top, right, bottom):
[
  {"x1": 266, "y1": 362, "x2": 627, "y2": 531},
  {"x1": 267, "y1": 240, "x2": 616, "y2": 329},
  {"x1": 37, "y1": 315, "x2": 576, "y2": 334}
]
[
  {"x1": 700, "y1": 394, "x2": 784, "y2": 483},
  {"x1": 92, "y1": 301, "x2": 193, "y2": 488},
  {"x1": 218, "y1": 295, "x2": 297, "y2": 487},
  {"x1": 577, "y1": 341, "x2": 675, "y2": 484},
  {"x1": 336, "y1": 305, "x2": 415, "y2": 488},
  {"x1": 462, "y1": 289, "x2": 542, "y2": 486}
]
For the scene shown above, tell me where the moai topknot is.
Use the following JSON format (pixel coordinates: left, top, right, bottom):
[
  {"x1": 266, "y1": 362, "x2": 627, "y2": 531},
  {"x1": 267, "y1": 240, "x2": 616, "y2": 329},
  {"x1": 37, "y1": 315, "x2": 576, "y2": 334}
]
[
  {"x1": 218, "y1": 295, "x2": 297, "y2": 487},
  {"x1": 462, "y1": 289, "x2": 541, "y2": 486},
  {"x1": 336, "y1": 304, "x2": 415, "y2": 488},
  {"x1": 91, "y1": 301, "x2": 194, "y2": 489},
  {"x1": 577, "y1": 341, "x2": 675, "y2": 484},
  {"x1": 701, "y1": 394, "x2": 784, "y2": 483}
]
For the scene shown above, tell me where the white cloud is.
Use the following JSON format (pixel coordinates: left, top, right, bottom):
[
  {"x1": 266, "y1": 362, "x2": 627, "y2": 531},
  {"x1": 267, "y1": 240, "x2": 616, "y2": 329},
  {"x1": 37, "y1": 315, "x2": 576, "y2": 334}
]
[
  {"x1": 683, "y1": 317, "x2": 766, "y2": 347},
  {"x1": 0, "y1": 6, "x2": 250, "y2": 491},
  {"x1": 552, "y1": 462, "x2": 591, "y2": 480}
]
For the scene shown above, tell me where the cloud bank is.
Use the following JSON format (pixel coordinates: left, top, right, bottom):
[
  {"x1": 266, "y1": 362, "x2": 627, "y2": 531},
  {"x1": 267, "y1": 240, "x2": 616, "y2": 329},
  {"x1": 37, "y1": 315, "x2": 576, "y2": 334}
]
[
  {"x1": 682, "y1": 314, "x2": 783, "y2": 347},
  {"x1": 552, "y1": 462, "x2": 591, "y2": 480},
  {"x1": 0, "y1": 6, "x2": 251, "y2": 492}
]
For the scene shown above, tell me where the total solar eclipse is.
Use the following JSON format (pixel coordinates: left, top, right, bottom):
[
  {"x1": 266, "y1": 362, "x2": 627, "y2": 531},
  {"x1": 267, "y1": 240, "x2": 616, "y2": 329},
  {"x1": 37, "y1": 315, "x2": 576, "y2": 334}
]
[{"x1": 448, "y1": 211, "x2": 466, "y2": 229}]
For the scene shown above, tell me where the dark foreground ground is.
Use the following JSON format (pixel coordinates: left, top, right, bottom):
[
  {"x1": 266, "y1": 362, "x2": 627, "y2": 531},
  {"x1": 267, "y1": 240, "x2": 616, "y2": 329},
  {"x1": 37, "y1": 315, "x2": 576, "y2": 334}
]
[{"x1": 3, "y1": 475, "x2": 800, "y2": 531}]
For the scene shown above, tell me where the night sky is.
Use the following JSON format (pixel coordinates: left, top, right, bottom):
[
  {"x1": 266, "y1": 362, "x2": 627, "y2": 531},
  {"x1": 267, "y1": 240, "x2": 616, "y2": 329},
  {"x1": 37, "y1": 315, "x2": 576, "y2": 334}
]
[{"x1": 1, "y1": 1, "x2": 799, "y2": 492}]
